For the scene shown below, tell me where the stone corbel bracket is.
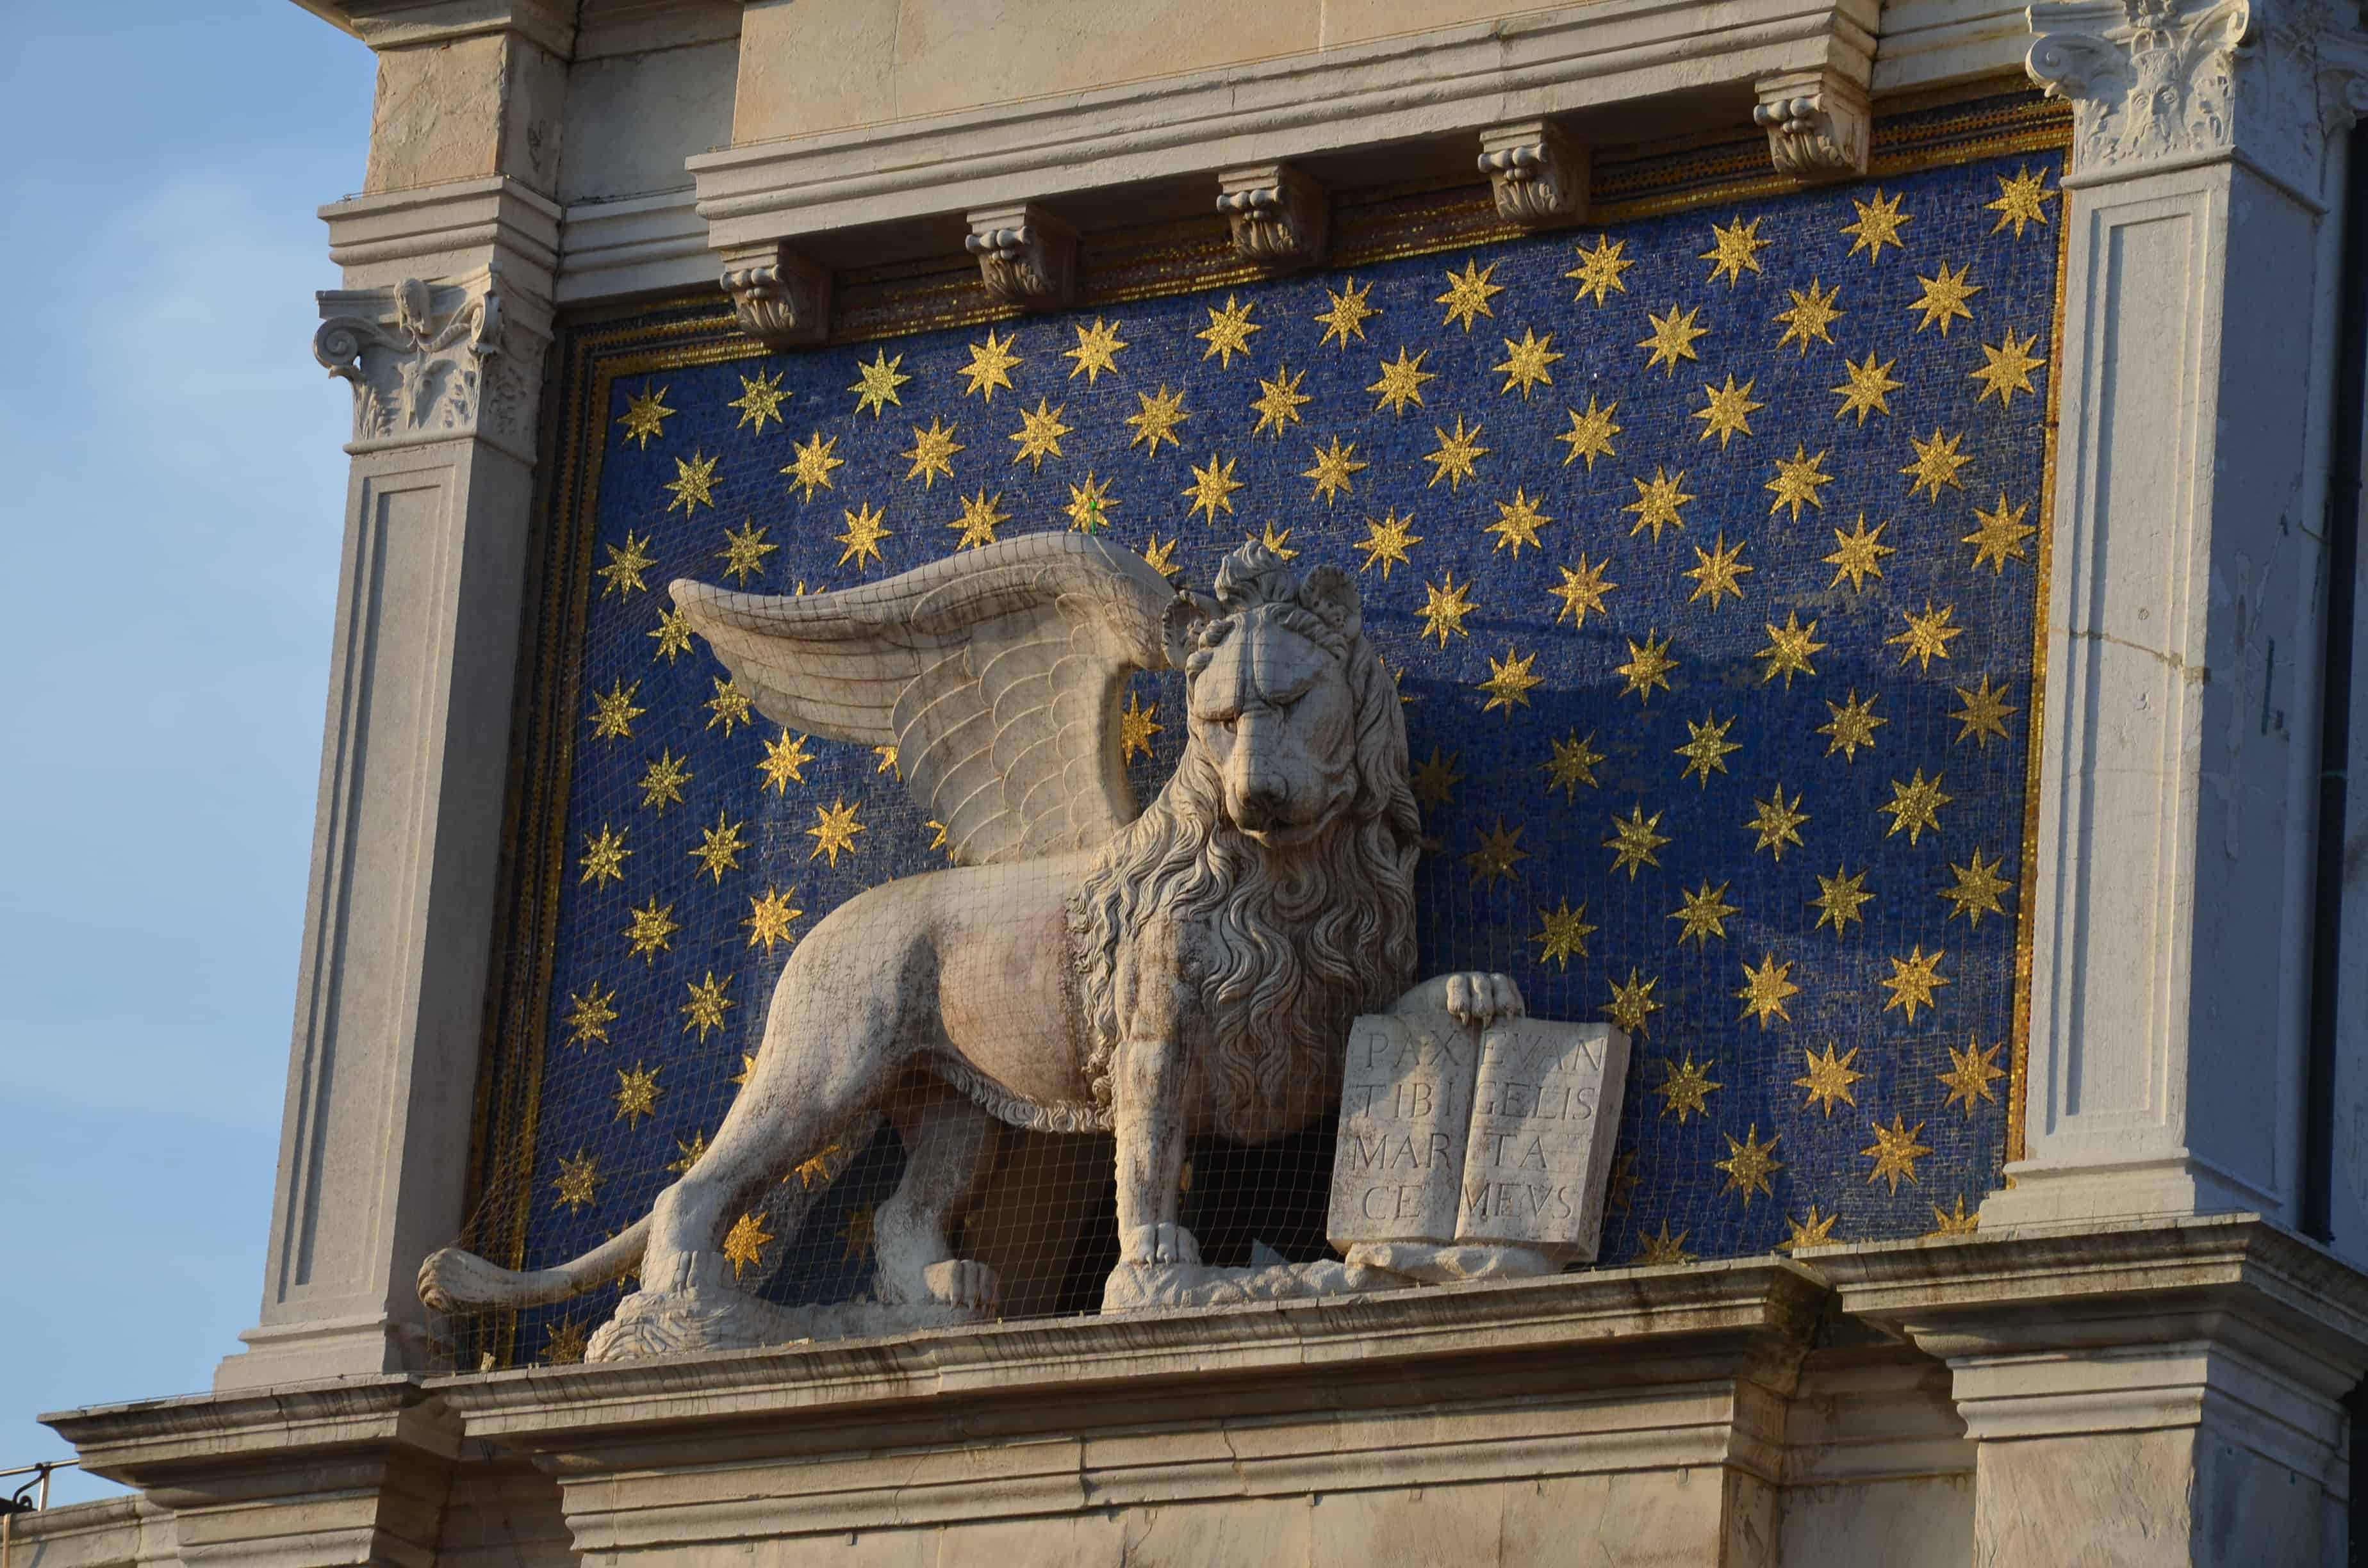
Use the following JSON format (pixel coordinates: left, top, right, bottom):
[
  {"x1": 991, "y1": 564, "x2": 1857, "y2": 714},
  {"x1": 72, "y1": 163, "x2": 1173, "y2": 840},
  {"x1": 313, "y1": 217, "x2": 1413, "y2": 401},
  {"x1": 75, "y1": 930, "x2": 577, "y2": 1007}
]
[
  {"x1": 313, "y1": 268, "x2": 547, "y2": 463},
  {"x1": 1215, "y1": 163, "x2": 1329, "y2": 267},
  {"x1": 721, "y1": 242, "x2": 830, "y2": 349},
  {"x1": 1477, "y1": 121, "x2": 1590, "y2": 227},
  {"x1": 1753, "y1": 69, "x2": 1870, "y2": 179},
  {"x1": 964, "y1": 205, "x2": 1078, "y2": 310}
]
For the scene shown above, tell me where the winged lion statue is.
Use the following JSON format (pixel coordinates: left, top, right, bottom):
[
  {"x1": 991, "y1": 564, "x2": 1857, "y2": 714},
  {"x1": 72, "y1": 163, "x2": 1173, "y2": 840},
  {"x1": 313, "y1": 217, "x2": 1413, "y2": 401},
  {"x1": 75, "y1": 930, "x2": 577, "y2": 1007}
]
[{"x1": 420, "y1": 532, "x2": 1527, "y2": 1358}]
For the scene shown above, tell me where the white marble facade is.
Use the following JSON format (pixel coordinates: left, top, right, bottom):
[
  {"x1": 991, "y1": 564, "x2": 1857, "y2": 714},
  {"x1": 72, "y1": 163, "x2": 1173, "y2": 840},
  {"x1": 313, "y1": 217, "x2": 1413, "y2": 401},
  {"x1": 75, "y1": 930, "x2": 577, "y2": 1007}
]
[{"x1": 21, "y1": 1, "x2": 2368, "y2": 1564}]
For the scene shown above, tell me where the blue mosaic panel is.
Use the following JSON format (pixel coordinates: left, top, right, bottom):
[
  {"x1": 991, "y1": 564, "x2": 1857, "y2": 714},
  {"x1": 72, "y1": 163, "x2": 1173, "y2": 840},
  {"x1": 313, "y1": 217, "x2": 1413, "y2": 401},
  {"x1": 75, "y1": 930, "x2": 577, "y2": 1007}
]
[{"x1": 498, "y1": 140, "x2": 2064, "y2": 1363}]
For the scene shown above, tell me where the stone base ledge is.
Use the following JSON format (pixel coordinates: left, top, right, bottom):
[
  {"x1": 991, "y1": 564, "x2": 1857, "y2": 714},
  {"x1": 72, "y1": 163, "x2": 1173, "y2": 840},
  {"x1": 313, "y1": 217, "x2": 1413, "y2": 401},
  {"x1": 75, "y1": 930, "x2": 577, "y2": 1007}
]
[
  {"x1": 433, "y1": 1256, "x2": 1827, "y2": 1444},
  {"x1": 37, "y1": 1218, "x2": 2368, "y2": 1566},
  {"x1": 0, "y1": 1494, "x2": 177, "y2": 1568},
  {"x1": 1815, "y1": 1212, "x2": 2368, "y2": 1357}
]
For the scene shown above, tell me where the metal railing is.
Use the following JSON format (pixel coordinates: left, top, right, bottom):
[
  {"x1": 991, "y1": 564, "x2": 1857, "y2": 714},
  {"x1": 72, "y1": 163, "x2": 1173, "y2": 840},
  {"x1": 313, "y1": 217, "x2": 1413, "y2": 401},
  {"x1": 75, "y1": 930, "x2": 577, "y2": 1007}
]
[
  {"x1": 0, "y1": 1462, "x2": 72, "y2": 1516},
  {"x1": 0, "y1": 1461, "x2": 80, "y2": 1568}
]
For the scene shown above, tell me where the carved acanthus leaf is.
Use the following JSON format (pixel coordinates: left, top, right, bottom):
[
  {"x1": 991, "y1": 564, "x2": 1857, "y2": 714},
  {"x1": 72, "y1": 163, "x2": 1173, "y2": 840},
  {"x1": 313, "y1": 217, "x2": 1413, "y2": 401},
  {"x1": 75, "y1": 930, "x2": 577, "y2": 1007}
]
[
  {"x1": 1215, "y1": 164, "x2": 1329, "y2": 266},
  {"x1": 720, "y1": 243, "x2": 830, "y2": 349},
  {"x1": 313, "y1": 272, "x2": 539, "y2": 451},
  {"x1": 1477, "y1": 122, "x2": 1590, "y2": 227},
  {"x1": 1753, "y1": 73, "x2": 1870, "y2": 180},
  {"x1": 2027, "y1": 0, "x2": 2368, "y2": 195},
  {"x1": 966, "y1": 204, "x2": 1078, "y2": 310},
  {"x1": 2026, "y1": 0, "x2": 2249, "y2": 171}
]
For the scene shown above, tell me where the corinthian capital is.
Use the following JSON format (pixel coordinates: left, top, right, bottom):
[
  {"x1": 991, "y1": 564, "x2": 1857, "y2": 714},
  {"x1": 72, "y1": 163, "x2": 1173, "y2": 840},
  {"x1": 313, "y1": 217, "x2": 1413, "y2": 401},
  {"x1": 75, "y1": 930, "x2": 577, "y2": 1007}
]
[
  {"x1": 313, "y1": 268, "x2": 550, "y2": 461},
  {"x1": 2028, "y1": 0, "x2": 2368, "y2": 197}
]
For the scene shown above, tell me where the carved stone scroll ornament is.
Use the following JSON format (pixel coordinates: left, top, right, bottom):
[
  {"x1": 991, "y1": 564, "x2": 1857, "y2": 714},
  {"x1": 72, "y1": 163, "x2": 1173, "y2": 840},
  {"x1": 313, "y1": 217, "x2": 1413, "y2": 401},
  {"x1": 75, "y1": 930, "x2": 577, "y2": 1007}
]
[
  {"x1": 719, "y1": 242, "x2": 829, "y2": 349},
  {"x1": 964, "y1": 204, "x2": 1078, "y2": 309},
  {"x1": 1476, "y1": 122, "x2": 1590, "y2": 227},
  {"x1": 1215, "y1": 163, "x2": 1329, "y2": 266},
  {"x1": 314, "y1": 274, "x2": 516, "y2": 448},
  {"x1": 1752, "y1": 72, "x2": 1870, "y2": 179}
]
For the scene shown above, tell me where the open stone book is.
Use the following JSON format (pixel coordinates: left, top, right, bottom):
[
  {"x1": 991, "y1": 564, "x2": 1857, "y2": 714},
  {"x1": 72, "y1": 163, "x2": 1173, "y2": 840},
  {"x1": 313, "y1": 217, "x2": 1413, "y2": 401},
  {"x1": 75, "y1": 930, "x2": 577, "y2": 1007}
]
[{"x1": 1329, "y1": 1011, "x2": 1630, "y2": 1281}]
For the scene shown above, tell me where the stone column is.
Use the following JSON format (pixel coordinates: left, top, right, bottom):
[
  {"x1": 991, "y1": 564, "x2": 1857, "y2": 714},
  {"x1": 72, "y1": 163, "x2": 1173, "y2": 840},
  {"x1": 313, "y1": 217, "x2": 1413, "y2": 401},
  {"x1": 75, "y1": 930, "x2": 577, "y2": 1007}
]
[
  {"x1": 1986, "y1": 0, "x2": 2368, "y2": 1238},
  {"x1": 213, "y1": 6, "x2": 565, "y2": 1391},
  {"x1": 1825, "y1": 1219, "x2": 2368, "y2": 1568}
]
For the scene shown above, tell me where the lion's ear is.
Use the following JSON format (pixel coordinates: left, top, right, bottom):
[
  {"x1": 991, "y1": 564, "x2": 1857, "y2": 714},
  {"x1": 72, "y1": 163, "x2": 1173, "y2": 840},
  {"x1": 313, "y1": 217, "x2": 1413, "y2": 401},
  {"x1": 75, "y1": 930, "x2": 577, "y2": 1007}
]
[
  {"x1": 1163, "y1": 592, "x2": 1216, "y2": 670},
  {"x1": 1298, "y1": 565, "x2": 1361, "y2": 641}
]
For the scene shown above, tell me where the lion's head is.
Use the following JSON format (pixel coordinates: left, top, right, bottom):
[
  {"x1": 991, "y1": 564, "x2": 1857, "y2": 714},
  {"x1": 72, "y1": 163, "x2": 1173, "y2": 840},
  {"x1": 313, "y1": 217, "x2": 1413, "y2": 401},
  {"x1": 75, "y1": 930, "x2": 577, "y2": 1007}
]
[
  {"x1": 1165, "y1": 546, "x2": 1372, "y2": 845},
  {"x1": 1075, "y1": 543, "x2": 1422, "y2": 1141}
]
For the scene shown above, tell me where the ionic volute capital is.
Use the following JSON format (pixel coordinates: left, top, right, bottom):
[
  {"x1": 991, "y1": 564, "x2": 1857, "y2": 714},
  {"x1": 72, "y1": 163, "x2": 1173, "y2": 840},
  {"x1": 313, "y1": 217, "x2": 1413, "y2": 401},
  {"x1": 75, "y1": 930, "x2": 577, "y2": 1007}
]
[
  {"x1": 1476, "y1": 122, "x2": 1590, "y2": 227},
  {"x1": 1752, "y1": 70, "x2": 1870, "y2": 180},
  {"x1": 721, "y1": 242, "x2": 830, "y2": 349},
  {"x1": 965, "y1": 205, "x2": 1078, "y2": 310},
  {"x1": 313, "y1": 268, "x2": 546, "y2": 459},
  {"x1": 1215, "y1": 164, "x2": 1329, "y2": 267}
]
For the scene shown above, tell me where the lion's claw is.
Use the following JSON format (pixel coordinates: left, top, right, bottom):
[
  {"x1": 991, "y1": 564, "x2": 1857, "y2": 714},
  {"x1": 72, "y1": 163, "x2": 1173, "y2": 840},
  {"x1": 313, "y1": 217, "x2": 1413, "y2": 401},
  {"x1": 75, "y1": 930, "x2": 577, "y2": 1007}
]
[{"x1": 1444, "y1": 971, "x2": 1525, "y2": 1025}]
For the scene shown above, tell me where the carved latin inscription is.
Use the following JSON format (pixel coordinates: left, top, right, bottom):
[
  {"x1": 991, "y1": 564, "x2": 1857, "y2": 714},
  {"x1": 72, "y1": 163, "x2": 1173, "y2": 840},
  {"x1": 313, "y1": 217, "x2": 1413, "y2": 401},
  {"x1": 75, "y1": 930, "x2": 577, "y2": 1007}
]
[
  {"x1": 1328, "y1": 1011, "x2": 1627, "y2": 1264},
  {"x1": 1459, "y1": 1020, "x2": 1629, "y2": 1260},
  {"x1": 1329, "y1": 1013, "x2": 1477, "y2": 1244}
]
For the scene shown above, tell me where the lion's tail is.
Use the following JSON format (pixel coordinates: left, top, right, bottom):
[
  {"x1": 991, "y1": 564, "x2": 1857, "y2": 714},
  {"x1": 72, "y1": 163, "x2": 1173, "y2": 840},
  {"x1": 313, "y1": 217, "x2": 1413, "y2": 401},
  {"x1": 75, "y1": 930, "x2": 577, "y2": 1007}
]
[{"x1": 417, "y1": 1218, "x2": 648, "y2": 1312}]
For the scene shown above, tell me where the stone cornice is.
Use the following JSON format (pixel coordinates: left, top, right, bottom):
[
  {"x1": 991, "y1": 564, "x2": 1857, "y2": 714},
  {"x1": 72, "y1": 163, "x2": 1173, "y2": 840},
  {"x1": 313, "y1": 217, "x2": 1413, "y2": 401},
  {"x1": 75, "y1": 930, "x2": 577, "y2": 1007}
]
[
  {"x1": 288, "y1": 0, "x2": 577, "y2": 54},
  {"x1": 1816, "y1": 1216, "x2": 2368, "y2": 1476},
  {"x1": 322, "y1": 175, "x2": 562, "y2": 298},
  {"x1": 43, "y1": 1373, "x2": 456, "y2": 1489},
  {"x1": 687, "y1": 0, "x2": 1877, "y2": 256},
  {"x1": 1816, "y1": 1213, "x2": 2368, "y2": 1349}
]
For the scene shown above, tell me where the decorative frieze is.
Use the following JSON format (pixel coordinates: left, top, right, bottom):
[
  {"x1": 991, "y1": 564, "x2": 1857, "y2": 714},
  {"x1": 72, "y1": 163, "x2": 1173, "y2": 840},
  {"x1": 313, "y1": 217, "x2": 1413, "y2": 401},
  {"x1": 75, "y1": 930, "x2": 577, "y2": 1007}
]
[
  {"x1": 313, "y1": 268, "x2": 545, "y2": 458},
  {"x1": 1215, "y1": 163, "x2": 1329, "y2": 266},
  {"x1": 1476, "y1": 121, "x2": 1590, "y2": 227},
  {"x1": 719, "y1": 241, "x2": 830, "y2": 348},
  {"x1": 964, "y1": 204, "x2": 1077, "y2": 309},
  {"x1": 1753, "y1": 70, "x2": 1870, "y2": 179}
]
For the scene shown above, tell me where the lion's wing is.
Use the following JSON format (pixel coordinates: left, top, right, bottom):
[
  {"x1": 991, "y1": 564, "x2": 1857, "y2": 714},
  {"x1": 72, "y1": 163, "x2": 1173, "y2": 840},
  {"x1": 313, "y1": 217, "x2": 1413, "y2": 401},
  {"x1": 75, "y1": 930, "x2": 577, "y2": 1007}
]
[{"x1": 671, "y1": 532, "x2": 1176, "y2": 867}]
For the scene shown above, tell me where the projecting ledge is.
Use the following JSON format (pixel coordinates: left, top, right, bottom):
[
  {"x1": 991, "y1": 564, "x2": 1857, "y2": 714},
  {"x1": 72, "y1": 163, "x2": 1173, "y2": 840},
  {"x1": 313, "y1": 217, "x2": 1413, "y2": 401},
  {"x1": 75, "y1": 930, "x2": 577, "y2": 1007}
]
[
  {"x1": 51, "y1": 1227, "x2": 2365, "y2": 1564},
  {"x1": 687, "y1": 0, "x2": 1878, "y2": 258},
  {"x1": 429, "y1": 1257, "x2": 1830, "y2": 1444},
  {"x1": 1814, "y1": 1213, "x2": 2368, "y2": 1355}
]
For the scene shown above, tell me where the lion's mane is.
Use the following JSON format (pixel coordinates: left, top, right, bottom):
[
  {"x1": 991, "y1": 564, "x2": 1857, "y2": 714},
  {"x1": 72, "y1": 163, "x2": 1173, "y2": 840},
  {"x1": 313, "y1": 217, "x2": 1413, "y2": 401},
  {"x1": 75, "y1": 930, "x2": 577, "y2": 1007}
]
[{"x1": 1068, "y1": 552, "x2": 1423, "y2": 1145}]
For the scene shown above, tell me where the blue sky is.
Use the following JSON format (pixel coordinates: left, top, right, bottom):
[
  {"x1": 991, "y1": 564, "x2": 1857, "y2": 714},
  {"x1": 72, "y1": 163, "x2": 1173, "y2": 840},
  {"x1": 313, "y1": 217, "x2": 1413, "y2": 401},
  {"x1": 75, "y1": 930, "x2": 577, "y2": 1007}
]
[{"x1": 0, "y1": 2, "x2": 374, "y2": 1502}]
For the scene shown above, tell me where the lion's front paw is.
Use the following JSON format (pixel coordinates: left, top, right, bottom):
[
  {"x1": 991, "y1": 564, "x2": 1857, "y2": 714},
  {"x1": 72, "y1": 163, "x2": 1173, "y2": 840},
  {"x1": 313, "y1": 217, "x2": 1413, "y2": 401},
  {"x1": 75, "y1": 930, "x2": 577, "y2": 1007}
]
[
  {"x1": 920, "y1": 1259, "x2": 1001, "y2": 1312},
  {"x1": 418, "y1": 1246, "x2": 503, "y2": 1312},
  {"x1": 1122, "y1": 1222, "x2": 1203, "y2": 1268},
  {"x1": 1444, "y1": 972, "x2": 1525, "y2": 1025}
]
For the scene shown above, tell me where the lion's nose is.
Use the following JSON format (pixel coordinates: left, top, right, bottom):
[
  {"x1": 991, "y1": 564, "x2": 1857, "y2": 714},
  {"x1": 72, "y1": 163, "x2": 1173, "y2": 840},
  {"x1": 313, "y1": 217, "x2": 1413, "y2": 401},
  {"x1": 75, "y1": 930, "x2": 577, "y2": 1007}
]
[{"x1": 1233, "y1": 773, "x2": 1290, "y2": 829}]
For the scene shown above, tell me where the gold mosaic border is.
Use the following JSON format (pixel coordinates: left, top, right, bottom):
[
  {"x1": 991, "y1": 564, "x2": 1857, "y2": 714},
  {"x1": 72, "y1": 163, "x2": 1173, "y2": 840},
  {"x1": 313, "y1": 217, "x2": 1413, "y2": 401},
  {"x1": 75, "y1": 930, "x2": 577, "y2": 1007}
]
[
  {"x1": 461, "y1": 90, "x2": 2075, "y2": 1365},
  {"x1": 2005, "y1": 171, "x2": 2074, "y2": 1169}
]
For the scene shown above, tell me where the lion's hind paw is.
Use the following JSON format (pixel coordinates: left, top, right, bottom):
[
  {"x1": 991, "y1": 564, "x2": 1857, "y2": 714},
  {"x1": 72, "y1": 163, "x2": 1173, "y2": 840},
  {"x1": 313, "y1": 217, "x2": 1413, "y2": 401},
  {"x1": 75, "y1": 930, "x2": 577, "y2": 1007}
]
[
  {"x1": 1122, "y1": 1221, "x2": 1203, "y2": 1268},
  {"x1": 920, "y1": 1258, "x2": 1000, "y2": 1312}
]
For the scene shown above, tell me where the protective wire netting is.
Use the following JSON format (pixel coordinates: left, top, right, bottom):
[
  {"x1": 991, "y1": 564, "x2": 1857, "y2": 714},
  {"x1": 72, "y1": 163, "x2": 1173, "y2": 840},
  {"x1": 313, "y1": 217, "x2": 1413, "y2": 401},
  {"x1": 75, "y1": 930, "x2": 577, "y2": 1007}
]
[{"x1": 441, "y1": 104, "x2": 2062, "y2": 1368}]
